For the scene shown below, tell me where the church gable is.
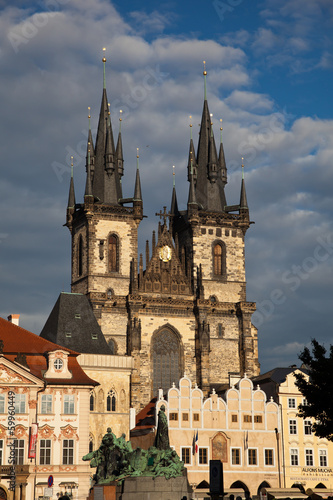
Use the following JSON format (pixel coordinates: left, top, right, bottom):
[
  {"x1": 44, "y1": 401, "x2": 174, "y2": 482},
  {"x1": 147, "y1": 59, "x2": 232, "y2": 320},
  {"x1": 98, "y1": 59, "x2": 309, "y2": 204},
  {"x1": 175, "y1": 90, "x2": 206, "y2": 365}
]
[{"x1": 139, "y1": 217, "x2": 191, "y2": 296}]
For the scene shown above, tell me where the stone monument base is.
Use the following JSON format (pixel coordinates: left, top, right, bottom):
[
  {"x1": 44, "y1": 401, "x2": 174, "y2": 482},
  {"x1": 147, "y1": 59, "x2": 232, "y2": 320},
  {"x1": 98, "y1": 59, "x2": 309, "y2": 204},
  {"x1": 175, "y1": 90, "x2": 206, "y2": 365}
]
[{"x1": 117, "y1": 474, "x2": 193, "y2": 500}]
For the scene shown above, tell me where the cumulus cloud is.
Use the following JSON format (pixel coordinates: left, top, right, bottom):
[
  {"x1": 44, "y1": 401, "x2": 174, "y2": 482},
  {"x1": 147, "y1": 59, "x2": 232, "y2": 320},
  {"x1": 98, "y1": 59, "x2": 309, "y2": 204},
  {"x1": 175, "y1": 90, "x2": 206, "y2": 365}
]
[{"x1": 0, "y1": 0, "x2": 332, "y2": 374}]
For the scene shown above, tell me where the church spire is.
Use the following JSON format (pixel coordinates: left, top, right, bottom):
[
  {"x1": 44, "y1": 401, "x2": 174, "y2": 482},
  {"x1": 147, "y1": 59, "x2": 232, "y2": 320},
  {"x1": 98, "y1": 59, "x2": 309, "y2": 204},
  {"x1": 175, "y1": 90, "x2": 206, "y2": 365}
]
[
  {"x1": 187, "y1": 116, "x2": 197, "y2": 182},
  {"x1": 219, "y1": 119, "x2": 227, "y2": 186},
  {"x1": 84, "y1": 143, "x2": 93, "y2": 201},
  {"x1": 116, "y1": 110, "x2": 124, "y2": 179},
  {"x1": 208, "y1": 116, "x2": 218, "y2": 183},
  {"x1": 188, "y1": 153, "x2": 198, "y2": 210},
  {"x1": 86, "y1": 107, "x2": 95, "y2": 182},
  {"x1": 92, "y1": 49, "x2": 121, "y2": 204},
  {"x1": 170, "y1": 166, "x2": 179, "y2": 216},
  {"x1": 240, "y1": 159, "x2": 248, "y2": 210},
  {"x1": 134, "y1": 148, "x2": 142, "y2": 201},
  {"x1": 67, "y1": 155, "x2": 76, "y2": 209}
]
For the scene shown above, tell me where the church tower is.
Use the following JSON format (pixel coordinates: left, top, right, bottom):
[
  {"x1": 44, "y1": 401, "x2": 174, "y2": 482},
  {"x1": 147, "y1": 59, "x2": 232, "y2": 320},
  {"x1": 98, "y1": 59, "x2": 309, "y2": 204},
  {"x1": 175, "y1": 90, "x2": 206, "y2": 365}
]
[
  {"x1": 66, "y1": 59, "x2": 259, "y2": 411},
  {"x1": 66, "y1": 51, "x2": 143, "y2": 356}
]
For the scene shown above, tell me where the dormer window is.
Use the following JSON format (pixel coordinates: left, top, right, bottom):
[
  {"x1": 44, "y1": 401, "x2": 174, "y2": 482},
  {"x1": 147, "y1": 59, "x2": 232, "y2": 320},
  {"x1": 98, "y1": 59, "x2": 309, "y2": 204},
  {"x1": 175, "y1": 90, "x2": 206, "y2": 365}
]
[{"x1": 54, "y1": 358, "x2": 63, "y2": 371}]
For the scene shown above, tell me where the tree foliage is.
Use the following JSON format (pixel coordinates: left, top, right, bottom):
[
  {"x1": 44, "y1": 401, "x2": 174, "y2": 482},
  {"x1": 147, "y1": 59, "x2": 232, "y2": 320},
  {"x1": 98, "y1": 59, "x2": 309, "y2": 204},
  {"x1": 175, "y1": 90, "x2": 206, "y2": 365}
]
[{"x1": 295, "y1": 339, "x2": 333, "y2": 441}]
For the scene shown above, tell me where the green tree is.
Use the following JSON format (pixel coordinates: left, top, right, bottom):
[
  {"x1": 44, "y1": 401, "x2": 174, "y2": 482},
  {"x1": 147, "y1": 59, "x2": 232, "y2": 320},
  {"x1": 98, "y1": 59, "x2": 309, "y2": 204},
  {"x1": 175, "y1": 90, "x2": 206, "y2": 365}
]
[{"x1": 295, "y1": 339, "x2": 333, "y2": 441}]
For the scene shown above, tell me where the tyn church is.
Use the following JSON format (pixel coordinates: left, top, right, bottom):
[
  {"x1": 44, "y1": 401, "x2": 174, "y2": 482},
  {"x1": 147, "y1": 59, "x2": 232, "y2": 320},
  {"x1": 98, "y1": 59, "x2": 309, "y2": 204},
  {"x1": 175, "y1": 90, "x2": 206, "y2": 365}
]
[{"x1": 64, "y1": 59, "x2": 260, "y2": 410}]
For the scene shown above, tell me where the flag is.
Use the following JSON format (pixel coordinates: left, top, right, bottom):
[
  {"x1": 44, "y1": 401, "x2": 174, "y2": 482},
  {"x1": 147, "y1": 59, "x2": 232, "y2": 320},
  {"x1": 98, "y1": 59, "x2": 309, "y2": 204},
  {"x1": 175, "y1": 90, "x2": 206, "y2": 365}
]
[
  {"x1": 244, "y1": 430, "x2": 248, "y2": 451},
  {"x1": 28, "y1": 423, "x2": 38, "y2": 459},
  {"x1": 195, "y1": 430, "x2": 198, "y2": 454}
]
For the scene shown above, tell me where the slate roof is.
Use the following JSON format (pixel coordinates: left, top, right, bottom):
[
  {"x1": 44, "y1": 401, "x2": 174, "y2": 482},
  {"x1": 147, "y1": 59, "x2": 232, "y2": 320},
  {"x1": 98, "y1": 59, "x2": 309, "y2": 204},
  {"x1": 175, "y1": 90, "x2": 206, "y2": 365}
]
[
  {"x1": 252, "y1": 366, "x2": 308, "y2": 402},
  {"x1": 0, "y1": 316, "x2": 97, "y2": 386},
  {"x1": 130, "y1": 398, "x2": 157, "y2": 437},
  {"x1": 40, "y1": 292, "x2": 112, "y2": 355}
]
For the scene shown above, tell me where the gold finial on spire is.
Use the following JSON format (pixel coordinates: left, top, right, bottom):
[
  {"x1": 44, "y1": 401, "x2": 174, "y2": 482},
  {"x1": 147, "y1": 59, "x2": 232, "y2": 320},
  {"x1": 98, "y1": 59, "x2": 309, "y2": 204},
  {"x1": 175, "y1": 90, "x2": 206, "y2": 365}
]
[
  {"x1": 189, "y1": 115, "x2": 192, "y2": 128},
  {"x1": 241, "y1": 157, "x2": 245, "y2": 179},
  {"x1": 88, "y1": 106, "x2": 91, "y2": 119},
  {"x1": 70, "y1": 155, "x2": 74, "y2": 177},
  {"x1": 137, "y1": 147, "x2": 139, "y2": 158},
  {"x1": 119, "y1": 109, "x2": 122, "y2": 122},
  {"x1": 108, "y1": 103, "x2": 111, "y2": 116},
  {"x1": 102, "y1": 47, "x2": 106, "y2": 63},
  {"x1": 203, "y1": 60, "x2": 207, "y2": 76},
  {"x1": 220, "y1": 118, "x2": 223, "y2": 131},
  {"x1": 210, "y1": 113, "x2": 213, "y2": 126}
]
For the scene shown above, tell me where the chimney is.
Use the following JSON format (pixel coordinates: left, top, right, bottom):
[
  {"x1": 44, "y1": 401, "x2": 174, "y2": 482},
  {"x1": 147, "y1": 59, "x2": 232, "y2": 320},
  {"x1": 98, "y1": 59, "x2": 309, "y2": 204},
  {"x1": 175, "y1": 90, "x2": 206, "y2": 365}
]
[{"x1": 7, "y1": 314, "x2": 20, "y2": 326}]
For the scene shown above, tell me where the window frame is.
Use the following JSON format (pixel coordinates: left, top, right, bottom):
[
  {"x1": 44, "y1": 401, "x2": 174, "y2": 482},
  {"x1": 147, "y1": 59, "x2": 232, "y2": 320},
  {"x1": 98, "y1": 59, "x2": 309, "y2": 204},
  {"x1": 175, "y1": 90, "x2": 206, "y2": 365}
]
[
  {"x1": 181, "y1": 447, "x2": 191, "y2": 465},
  {"x1": 14, "y1": 394, "x2": 26, "y2": 414},
  {"x1": 106, "y1": 390, "x2": 116, "y2": 412},
  {"x1": 264, "y1": 448, "x2": 274, "y2": 466},
  {"x1": 231, "y1": 447, "x2": 241, "y2": 466},
  {"x1": 14, "y1": 439, "x2": 25, "y2": 465},
  {"x1": 169, "y1": 413, "x2": 178, "y2": 421},
  {"x1": 108, "y1": 233, "x2": 119, "y2": 273},
  {"x1": 290, "y1": 448, "x2": 299, "y2": 466},
  {"x1": 41, "y1": 394, "x2": 52, "y2": 414},
  {"x1": 212, "y1": 240, "x2": 226, "y2": 277},
  {"x1": 63, "y1": 439, "x2": 74, "y2": 465},
  {"x1": 305, "y1": 448, "x2": 314, "y2": 467},
  {"x1": 288, "y1": 398, "x2": 296, "y2": 409},
  {"x1": 0, "y1": 395, "x2": 4, "y2": 413},
  {"x1": 304, "y1": 420, "x2": 312, "y2": 435},
  {"x1": 198, "y1": 447, "x2": 209, "y2": 465},
  {"x1": 248, "y1": 448, "x2": 258, "y2": 466},
  {"x1": 39, "y1": 439, "x2": 51, "y2": 465},
  {"x1": 63, "y1": 394, "x2": 75, "y2": 414},
  {"x1": 289, "y1": 419, "x2": 297, "y2": 435},
  {"x1": 319, "y1": 449, "x2": 328, "y2": 467}
]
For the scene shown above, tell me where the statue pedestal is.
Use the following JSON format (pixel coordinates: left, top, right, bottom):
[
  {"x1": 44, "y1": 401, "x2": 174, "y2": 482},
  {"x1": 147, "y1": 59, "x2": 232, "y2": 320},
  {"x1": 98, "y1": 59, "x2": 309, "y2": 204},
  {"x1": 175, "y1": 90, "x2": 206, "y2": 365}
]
[
  {"x1": 92, "y1": 483, "x2": 119, "y2": 500},
  {"x1": 118, "y1": 474, "x2": 193, "y2": 500}
]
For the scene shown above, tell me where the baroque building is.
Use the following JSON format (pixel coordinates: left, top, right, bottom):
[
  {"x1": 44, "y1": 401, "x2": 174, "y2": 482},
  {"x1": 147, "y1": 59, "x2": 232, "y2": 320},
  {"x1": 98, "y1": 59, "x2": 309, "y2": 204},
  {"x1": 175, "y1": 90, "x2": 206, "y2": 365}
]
[{"x1": 65, "y1": 57, "x2": 260, "y2": 410}]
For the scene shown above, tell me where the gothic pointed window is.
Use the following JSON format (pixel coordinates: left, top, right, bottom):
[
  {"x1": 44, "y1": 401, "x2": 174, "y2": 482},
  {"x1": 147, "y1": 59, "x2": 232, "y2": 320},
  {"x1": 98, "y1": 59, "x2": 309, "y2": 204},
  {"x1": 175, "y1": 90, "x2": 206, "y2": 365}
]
[
  {"x1": 78, "y1": 235, "x2": 83, "y2": 276},
  {"x1": 213, "y1": 241, "x2": 226, "y2": 277},
  {"x1": 108, "y1": 234, "x2": 118, "y2": 272},
  {"x1": 107, "y1": 390, "x2": 116, "y2": 412},
  {"x1": 152, "y1": 328, "x2": 182, "y2": 396}
]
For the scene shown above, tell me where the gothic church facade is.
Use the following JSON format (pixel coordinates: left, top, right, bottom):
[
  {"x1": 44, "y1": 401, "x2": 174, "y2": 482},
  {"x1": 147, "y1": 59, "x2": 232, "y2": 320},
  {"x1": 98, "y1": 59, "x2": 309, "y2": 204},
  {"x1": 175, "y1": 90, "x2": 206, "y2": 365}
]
[{"x1": 65, "y1": 59, "x2": 260, "y2": 410}]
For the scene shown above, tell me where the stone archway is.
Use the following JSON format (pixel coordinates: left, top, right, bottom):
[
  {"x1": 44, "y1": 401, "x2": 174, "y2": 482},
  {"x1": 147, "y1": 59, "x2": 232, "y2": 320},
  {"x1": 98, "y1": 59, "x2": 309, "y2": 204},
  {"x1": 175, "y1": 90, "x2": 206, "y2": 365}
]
[
  {"x1": 0, "y1": 487, "x2": 7, "y2": 499},
  {"x1": 152, "y1": 326, "x2": 182, "y2": 396}
]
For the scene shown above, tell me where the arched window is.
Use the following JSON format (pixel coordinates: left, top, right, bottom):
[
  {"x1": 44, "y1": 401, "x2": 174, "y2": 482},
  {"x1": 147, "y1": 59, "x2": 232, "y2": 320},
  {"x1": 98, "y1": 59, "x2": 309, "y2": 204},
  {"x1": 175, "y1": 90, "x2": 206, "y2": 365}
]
[
  {"x1": 213, "y1": 241, "x2": 226, "y2": 276},
  {"x1": 89, "y1": 434, "x2": 94, "y2": 453},
  {"x1": 108, "y1": 338, "x2": 116, "y2": 355},
  {"x1": 78, "y1": 235, "x2": 83, "y2": 276},
  {"x1": 152, "y1": 327, "x2": 182, "y2": 396},
  {"x1": 108, "y1": 234, "x2": 118, "y2": 272},
  {"x1": 107, "y1": 390, "x2": 116, "y2": 412},
  {"x1": 89, "y1": 391, "x2": 95, "y2": 411}
]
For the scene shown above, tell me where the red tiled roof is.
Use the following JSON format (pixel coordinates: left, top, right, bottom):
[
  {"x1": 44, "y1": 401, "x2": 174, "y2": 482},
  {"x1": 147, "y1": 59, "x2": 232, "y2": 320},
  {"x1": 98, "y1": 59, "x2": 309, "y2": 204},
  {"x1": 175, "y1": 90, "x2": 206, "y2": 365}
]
[
  {"x1": 0, "y1": 317, "x2": 98, "y2": 386},
  {"x1": 133, "y1": 397, "x2": 157, "y2": 431}
]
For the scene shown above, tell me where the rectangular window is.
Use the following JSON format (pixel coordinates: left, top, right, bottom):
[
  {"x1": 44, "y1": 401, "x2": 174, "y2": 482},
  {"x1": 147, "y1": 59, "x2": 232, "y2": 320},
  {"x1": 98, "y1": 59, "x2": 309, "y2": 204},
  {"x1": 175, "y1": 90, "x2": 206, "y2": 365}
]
[
  {"x1": 289, "y1": 419, "x2": 297, "y2": 435},
  {"x1": 199, "y1": 448, "x2": 208, "y2": 465},
  {"x1": 218, "y1": 324, "x2": 223, "y2": 338},
  {"x1": 288, "y1": 398, "x2": 296, "y2": 408},
  {"x1": 248, "y1": 449, "x2": 257, "y2": 465},
  {"x1": 182, "y1": 413, "x2": 189, "y2": 421},
  {"x1": 265, "y1": 449, "x2": 274, "y2": 466},
  {"x1": 41, "y1": 395, "x2": 52, "y2": 414},
  {"x1": 244, "y1": 415, "x2": 252, "y2": 423},
  {"x1": 306, "y1": 449, "x2": 314, "y2": 466},
  {"x1": 193, "y1": 413, "x2": 199, "y2": 422},
  {"x1": 254, "y1": 415, "x2": 262, "y2": 423},
  {"x1": 319, "y1": 450, "x2": 328, "y2": 467},
  {"x1": 304, "y1": 420, "x2": 312, "y2": 435},
  {"x1": 63, "y1": 439, "x2": 74, "y2": 465},
  {"x1": 302, "y1": 398, "x2": 308, "y2": 406},
  {"x1": 231, "y1": 448, "x2": 241, "y2": 465},
  {"x1": 14, "y1": 439, "x2": 24, "y2": 465},
  {"x1": 63, "y1": 395, "x2": 75, "y2": 414},
  {"x1": 0, "y1": 440, "x2": 3, "y2": 465},
  {"x1": 290, "y1": 448, "x2": 299, "y2": 466},
  {"x1": 14, "y1": 394, "x2": 26, "y2": 414},
  {"x1": 169, "y1": 413, "x2": 178, "y2": 421},
  {"x1": 0, "y1": 396, "x2": 4, "y2": 413},
  {"x1": 231, "y1": 414, "x2": 238, "y2": 422},
  {"x1": 39, "y1": 439, "x2": 51, "y2": 465},
  {"x1": 181, "y1": 447, "x2": 191, "y2": 464}
]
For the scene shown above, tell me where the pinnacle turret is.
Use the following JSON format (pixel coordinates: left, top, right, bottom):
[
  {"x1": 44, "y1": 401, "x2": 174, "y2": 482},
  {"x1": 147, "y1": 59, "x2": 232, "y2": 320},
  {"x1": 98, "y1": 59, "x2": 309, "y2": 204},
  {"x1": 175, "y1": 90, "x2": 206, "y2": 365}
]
[
  {"x1": 170, "y1": 167, "x2": 179, "y2": 216},
  {"x1": 240, "y1": 161, "x2": 248, "y2": 210},
  {"x1": 67, "y1": 156, "x2": 76, "y2": 210},
  {"x1": 219, "y1": 119, "x2": 227, "y2": 186}
]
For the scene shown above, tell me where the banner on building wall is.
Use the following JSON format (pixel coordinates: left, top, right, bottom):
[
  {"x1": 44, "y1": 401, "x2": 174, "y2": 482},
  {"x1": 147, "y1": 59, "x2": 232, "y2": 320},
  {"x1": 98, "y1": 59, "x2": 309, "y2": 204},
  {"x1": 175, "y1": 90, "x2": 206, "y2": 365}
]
[{"x1": 28, "y1": 423, "x2": 38, "y2": 458}]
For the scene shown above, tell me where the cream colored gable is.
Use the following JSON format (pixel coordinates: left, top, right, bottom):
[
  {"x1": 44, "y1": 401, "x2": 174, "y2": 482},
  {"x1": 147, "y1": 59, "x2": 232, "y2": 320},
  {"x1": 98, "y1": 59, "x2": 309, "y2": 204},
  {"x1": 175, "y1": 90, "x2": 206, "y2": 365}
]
[{"x1": 0, "y1": 357, "x2": 43, "y2": 387}]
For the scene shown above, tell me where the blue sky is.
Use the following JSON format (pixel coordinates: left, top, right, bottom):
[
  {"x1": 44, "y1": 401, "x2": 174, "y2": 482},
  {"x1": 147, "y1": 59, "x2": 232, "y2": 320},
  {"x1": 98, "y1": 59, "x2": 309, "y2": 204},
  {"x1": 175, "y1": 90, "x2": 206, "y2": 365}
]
[{"x1": 0, "y1": 0, "x2": 333, "y2": 373}]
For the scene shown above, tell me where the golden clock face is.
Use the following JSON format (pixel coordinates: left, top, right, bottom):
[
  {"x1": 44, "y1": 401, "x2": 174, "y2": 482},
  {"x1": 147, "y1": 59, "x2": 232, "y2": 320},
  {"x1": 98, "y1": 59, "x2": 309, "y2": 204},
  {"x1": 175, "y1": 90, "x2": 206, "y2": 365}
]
[{"x1": 159, "y1": 245, "x2": 172, "y2": 262}]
